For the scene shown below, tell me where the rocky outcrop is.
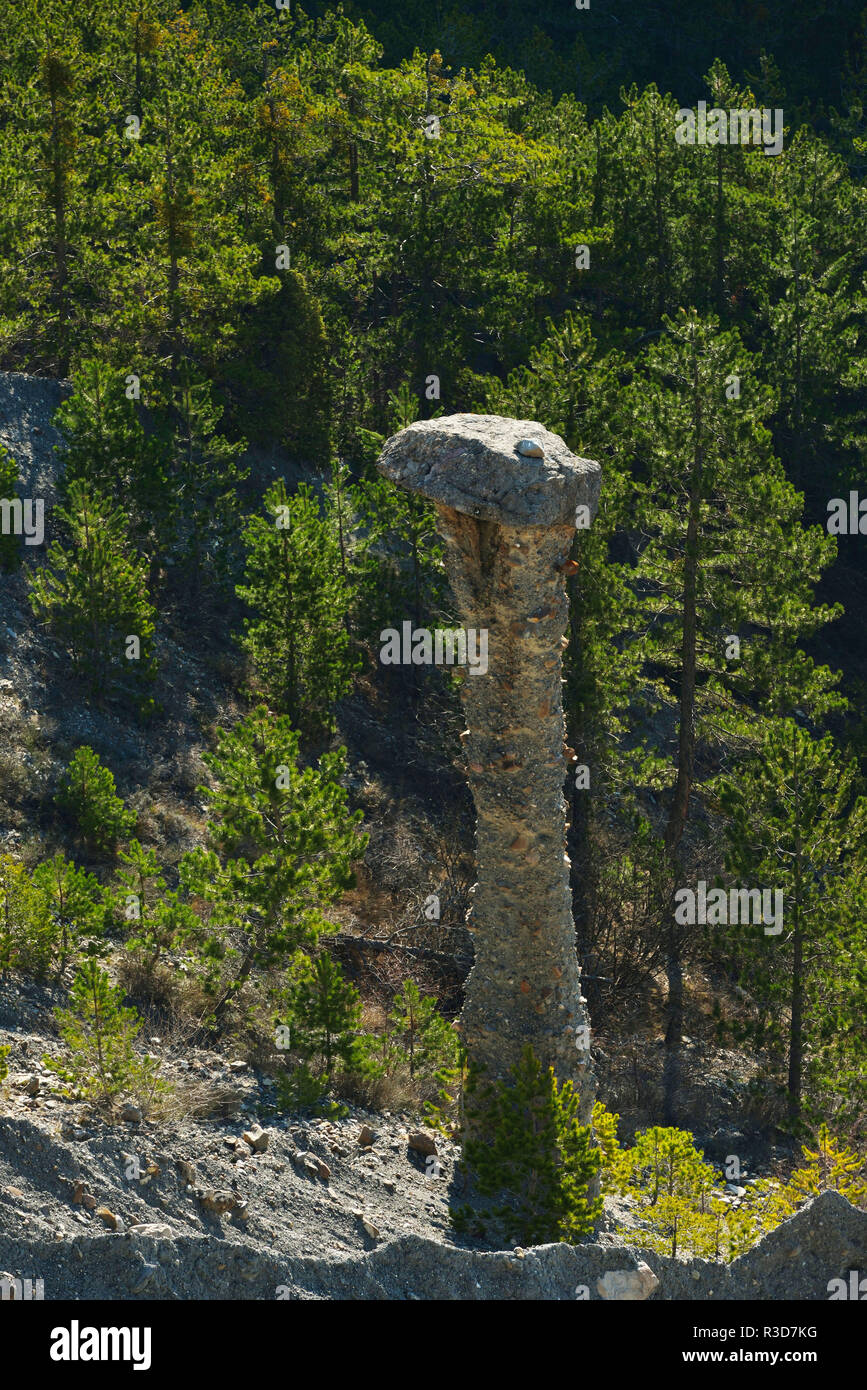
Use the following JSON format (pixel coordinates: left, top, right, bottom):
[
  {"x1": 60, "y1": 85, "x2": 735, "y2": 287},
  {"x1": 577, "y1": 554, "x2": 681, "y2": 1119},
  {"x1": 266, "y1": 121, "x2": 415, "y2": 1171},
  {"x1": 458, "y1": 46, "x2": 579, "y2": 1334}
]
[
  {"x1": 1, "y1": 1190, "x2": 862, "y2": 1301},
  {"x1": 377, "y1": 416, "x2": 602, "y2": 1111}
]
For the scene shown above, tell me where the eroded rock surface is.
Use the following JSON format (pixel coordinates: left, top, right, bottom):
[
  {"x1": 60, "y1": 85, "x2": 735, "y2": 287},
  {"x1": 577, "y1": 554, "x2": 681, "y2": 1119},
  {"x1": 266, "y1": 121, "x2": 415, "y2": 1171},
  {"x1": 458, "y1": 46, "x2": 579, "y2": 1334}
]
[{"x1": 378, "y1": 416, "x2": 602, "y2": 1108}]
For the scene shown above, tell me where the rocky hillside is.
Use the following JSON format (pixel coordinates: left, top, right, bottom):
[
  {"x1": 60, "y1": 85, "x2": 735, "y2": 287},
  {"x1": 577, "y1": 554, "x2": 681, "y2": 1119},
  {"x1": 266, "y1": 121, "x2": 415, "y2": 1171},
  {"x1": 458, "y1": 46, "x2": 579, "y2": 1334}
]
[
  {"x1": 1, "y1": 371, "x2": 864, "y2": 1303},
  {"x1": 2, "y1": 981, "x2": 865, "y2": 1300}
]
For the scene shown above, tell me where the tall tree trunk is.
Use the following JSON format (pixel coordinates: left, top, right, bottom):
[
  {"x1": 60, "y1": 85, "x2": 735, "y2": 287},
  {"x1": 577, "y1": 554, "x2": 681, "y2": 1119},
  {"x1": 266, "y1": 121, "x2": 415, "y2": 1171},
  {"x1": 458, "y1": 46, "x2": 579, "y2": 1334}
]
[
  {"x1": 664, "y1": 342, "x2": 704, "y2": 861},
  {"x1": 662, "y1": 344, "x2": 704, "y2": 1121},
  {"x1": 48, "y1": 88, "x2": 69, "y2": 375},
  {"x1": 787, "y1": 725, "x2": 804, "y2": 1125},
  {"x1": 714, "y1": 143, "x2": 725, "y2": 313}
]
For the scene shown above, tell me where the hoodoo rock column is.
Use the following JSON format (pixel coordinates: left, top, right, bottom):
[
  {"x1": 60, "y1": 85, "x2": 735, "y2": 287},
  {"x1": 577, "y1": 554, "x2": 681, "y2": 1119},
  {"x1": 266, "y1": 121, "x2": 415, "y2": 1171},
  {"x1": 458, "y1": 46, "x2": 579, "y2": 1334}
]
[{"x1": 377, "y1": 415, "x2": 602, "y2": 1120}]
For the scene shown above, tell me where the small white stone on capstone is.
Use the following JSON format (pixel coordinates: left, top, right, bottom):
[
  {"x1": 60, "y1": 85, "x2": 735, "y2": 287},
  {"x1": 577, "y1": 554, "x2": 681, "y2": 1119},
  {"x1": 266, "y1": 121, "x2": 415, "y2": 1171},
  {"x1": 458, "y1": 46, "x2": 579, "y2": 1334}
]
[{"x1": 516, "y1": 438, "x2": 544, "y2": 458}]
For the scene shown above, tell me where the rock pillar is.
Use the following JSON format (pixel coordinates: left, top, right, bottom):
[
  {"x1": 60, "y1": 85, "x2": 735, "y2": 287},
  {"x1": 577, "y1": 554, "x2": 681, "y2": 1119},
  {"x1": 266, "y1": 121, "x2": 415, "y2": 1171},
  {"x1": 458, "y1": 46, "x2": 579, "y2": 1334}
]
[{"x1": 377, "y1": 414, "x2": 602, "y2": 1118}]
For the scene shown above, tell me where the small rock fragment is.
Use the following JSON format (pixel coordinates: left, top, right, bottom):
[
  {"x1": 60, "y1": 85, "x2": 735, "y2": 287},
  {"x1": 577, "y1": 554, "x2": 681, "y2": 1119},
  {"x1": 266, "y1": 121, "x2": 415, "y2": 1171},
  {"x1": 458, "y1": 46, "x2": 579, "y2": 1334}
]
[
  {"x1": 242, "y1": 1124, "x2": 270, "y2": 1153},
  {"x1": 357, "y1": 1124, "x2": 375, "y2": 1147},
  {"x1": 95, "y1": 1207, "x2": 119, "y2": 1231},
  {"x1": 408, "y1": 1130, "x2": 438, "y2": 1158},
  {"x1": 516, "y1": 438, "x2": 544, "y2": 458},
  {"x1": 198, "y1": 1189, "x2": 237, "y2": 1215},
  {"x1": 597, "y1": 1263, "x2": 659, "y2": 1301}
]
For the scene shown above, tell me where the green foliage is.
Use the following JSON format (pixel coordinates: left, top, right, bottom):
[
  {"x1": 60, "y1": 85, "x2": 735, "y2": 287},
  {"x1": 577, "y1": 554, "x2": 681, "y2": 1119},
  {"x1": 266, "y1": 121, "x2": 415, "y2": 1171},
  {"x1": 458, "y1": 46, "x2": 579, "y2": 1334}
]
[
  {"x1": 712, "y1": 1126, "x2": 867, "y2": 1244},
  {"x1": 112, "y1": 839, "x2": 199, "y2": 970},
  {"x1": 591, "y1": 1099, "x2": 622, "y2": 1178},
  {"x1": 0, "y1": 1044, "x2": 9, "y2": 1086},
  {"x1": 53, "y1": 359, "x2": 168, "y2": 554},
  {"x1": 352, "y1": 471, "x2": 449, "y2": 646},
  {"x1": 0, "y1": 854, "x2": 57, "y2": 979},
  {"x1": 224, "y1": 269, "x2": 331, "y2": 465},
  {"x1": 179, "y1": 706, "x2": 367, "y2": 1029},
  {"x1": 275, "y1": 1060, "x2": 343, "y2": 1117},
  {"x1": 0, "y1": 443, "x2": 21, "y2": 571},
  {"x1": 388, "y1": 978, "x2": 461, "y2": 1080},
  {"x1": 0, "y1": 0, "x2": 866, "y2": 1177},
  {"x1": 716, "y1": 720, "x2": 867, "y2": 1126},
  {"x1": 455, "y1": 1046, "x2": 602, "y2": 1246},
  {"x1": 600, "y1": 1115, "x2": 757, "y2": 1262},
  {"x1": 28, "y1": 480, "x2": 157, "y2": 706},
  {"x1": 160, "y1": 367, "x2": 249, "y2": 595},
  {"x1": 31, "y1": 852, "x2": 105, "y2": 974},
  {"x1": 594, "y1": 1109, "x2": 866, "y2": 1262},
  {"x1": 769, "y1": 1124, "x2": 867, "y2": 1215},
  {"x1": 44, "y1": 957, "x2": 166, "y2": 1107},
  {"x1": 622, "y1": 311, "x2": 843, "y2": 847},
  {"x1": 56, "y1": 746, "x2": 137, "y2": 854},
  {"x1": 279, "y1": 951, "x2": 364, "y2": 1082},
  {"x1": 236, "y1": 479, "x2": 358, "y2": 738}
]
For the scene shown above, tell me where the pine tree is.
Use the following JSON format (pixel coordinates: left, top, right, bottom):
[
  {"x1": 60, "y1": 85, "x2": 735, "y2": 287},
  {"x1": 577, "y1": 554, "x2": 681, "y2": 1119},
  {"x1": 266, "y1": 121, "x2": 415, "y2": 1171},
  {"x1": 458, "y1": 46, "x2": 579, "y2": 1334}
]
[
  {"x1": 224, "y1": 269, "x2": 332, "y2": 466},
  {"x1": 0, "y1": 19, "x2": 90, "y2": 373},
  {"x1": 610, "y1": 1122, "x2": 755, "y2": 1262},
  {"x1": 352, "y1": 468, "x2": 449, "y2": 660},
  {"x1": 31, "y1": 852, "x2": 105, "y2": 975},
  {"x1": 103, "y1": 10, "x2": 272, "y2": 381},
  {"x1": 0, "y1": 855, "x2": 57, "y2": 980},
  {"x1": 0, "y1": 443, "x2": 21, "y2": 571},
  {"x1": 236, "y1": 479, "x2": 358, "y2": 738},
  {"x1": 179, "y1": 706, "x2": 367, "y2": 1030},
  {"x1": 112, "y1": 839, "x2": 199, "y2": 970},
  {"x1": 56, "y1": 746, "x2": 137, "y2": 854},
  {"x1": 44, "y1": 957, "x2": 162, "y2": 1106},
  {"x1": 28, "y1": 480, "x2": 158, "y2": 704},
  {"x1": 717, "y1": 718, "x2": 867, "y2": 1127},
  {"x1": 457, "y1": 1046, "x2": 602, "y2": 1246},
  {"x1": 53, "y1": 360, "x2": 168, "y2": 558},
  {"x1": 160, "y1": 367, "x2": 248, "y2": 596},
  {"x1": 281, "y1": 951, "x2": 363, "y2": 1083},
  {"x1": 618, "y1": 310, "x2": 844, "y2": 1116},
  {"x1": 388, "y1": 978, "x2": 460, "y2": 1081}
]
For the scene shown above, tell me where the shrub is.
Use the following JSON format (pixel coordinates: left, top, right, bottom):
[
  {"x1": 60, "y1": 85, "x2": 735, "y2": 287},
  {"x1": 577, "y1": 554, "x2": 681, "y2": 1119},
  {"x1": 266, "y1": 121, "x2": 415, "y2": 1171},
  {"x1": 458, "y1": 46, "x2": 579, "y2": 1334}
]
[
  {"x1": 112, "y1": 839, "x2": 200, "y2": 970},
  {"x1": 388, "y1": 978, "x2": 462, "y2": 1080},
  {"x1": 56, "y1": 746, "x2": 137, "y2": 853},
  {"x1": 31, "y1": 852, "x2": 105, "y2": 974},
  {"x1": 0, "y1": 443, "x2": 21, "y2": 571},
  {"x1": 0, "y1": 854, "x2": 58, "y2": 979},
  {"x1": 28, "y1": 479, "x2": 157, "y2": 706},
  {"x1": 777, "y1": 1123, "x2": 867, "y2": 1210},
  {"x1": 454, "y1": 1045, "x2": 603, "y2": 1246},
  {"x1": 741, "y1": 1124, "x2": 867, "y2": 1228},
  {"x1": 44, "y1": 957, "x2": 166, "y2": 1107}
]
